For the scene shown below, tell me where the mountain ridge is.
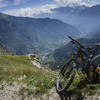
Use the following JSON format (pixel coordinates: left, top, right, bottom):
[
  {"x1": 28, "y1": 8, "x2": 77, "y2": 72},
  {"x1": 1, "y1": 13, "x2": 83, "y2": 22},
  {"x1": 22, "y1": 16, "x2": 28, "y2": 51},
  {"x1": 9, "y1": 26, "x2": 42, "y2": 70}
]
[
  {"x1": 0, "y1": 12, "x2": 81, "y2": 56},
  {"x1": 51, "y1": 4, "x2": 100, "y2": 33}
]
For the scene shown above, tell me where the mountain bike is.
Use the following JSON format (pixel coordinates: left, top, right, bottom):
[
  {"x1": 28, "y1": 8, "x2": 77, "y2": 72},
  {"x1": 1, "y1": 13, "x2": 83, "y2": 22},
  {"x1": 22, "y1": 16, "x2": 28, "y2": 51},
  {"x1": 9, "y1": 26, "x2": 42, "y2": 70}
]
[{"x1": 56, "y1": 36, "x2": 100, "y2": 93}]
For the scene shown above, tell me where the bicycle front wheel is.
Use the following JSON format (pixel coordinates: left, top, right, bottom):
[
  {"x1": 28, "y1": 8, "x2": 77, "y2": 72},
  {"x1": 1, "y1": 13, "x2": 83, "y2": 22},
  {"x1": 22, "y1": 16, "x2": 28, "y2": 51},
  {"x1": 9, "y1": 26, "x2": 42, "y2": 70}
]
[{"x1": 56, "y1": 59, "x2": 76, "y2": 93}]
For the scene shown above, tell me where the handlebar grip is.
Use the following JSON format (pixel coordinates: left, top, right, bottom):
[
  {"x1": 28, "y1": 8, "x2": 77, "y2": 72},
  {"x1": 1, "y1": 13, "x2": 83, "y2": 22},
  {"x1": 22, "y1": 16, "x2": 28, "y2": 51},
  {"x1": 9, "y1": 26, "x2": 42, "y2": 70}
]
[
  {"x1": 68, "y1": 36, "x2": 75, "y2": 41},
  {"x1": 68, "y1": 36, "x2": 84, "y2": 48}
]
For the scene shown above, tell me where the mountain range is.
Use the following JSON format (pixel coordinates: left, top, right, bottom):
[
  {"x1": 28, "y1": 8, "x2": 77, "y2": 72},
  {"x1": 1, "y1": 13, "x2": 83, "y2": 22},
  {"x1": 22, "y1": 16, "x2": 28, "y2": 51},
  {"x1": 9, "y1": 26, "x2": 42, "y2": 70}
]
[
  {"x1": 49, "y1": 4, "x2": 100, "y2": 33},
  {"x1": 0, "y1": 13, "x2": 80, "y2": 55},
  {"x1": 0, "y1": 4, "x2": 100, "y2": 69},
  {"x1": 86, "y1": 29, "x2": 100, "y2": 39}
]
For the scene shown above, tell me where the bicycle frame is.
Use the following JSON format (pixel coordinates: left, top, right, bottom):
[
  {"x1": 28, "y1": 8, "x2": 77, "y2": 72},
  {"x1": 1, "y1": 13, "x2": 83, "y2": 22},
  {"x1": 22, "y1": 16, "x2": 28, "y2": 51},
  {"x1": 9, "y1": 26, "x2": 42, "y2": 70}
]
[
  {"x1": 56, "y1": 36, "x2": 100, "y2": 95},
  {"x1": 71, "y1": 48, "x2": 90, "y2": 72},
  {"x1": 69, "y1": 36, "x2": 100, "y2": 73}
]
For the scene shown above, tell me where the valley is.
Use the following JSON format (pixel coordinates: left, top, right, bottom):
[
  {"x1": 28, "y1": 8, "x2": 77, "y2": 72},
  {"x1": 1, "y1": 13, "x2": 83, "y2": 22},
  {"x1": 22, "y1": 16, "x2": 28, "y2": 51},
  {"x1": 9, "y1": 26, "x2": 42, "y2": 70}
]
[
  {"x1": 0, "y1": 2, "x2": 100, "y2": 99},
  {"x1": 0, "y1": 13, "x2": 80, "y2": 56}
]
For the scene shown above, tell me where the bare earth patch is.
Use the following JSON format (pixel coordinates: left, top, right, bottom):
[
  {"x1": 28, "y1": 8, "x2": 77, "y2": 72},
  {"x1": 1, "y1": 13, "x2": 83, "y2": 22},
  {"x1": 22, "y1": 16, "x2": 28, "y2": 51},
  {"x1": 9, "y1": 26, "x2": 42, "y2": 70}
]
[{"x1": 0, "y1": 82, "x2": 59, "y2": 100}]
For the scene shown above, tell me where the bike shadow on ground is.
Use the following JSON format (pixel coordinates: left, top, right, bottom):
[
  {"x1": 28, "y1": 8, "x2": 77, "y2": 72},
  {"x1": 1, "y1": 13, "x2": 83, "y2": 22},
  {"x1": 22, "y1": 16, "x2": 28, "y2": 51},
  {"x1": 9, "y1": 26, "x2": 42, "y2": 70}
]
[{"x1": 58, "y1": 79, "x2": 97, "y2": 100}]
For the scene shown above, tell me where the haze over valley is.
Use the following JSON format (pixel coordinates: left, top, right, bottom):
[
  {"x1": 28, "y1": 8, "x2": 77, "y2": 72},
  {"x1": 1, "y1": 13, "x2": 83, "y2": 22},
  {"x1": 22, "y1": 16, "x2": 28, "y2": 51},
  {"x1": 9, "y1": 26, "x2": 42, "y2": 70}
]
[
  {"x1": 0, "y1": 2, "x2": 100, "y2": 67},
  {"x1": 0, "y1": 0, "x2": 100, "y2": 99}
]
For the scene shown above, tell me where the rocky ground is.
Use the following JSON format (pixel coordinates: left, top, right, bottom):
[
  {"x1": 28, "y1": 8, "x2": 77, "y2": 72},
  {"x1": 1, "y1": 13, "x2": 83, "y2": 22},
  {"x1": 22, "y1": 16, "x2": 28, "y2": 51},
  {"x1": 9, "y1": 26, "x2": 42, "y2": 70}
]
[
  {"x1": 0, "y1": 82, "x2": 60, "y2": 100},
  {"x1": 0, "y1": 54, "x2": 100, "y2": 100},
  {"x1": 0, "y1": 81, "x2": 100, "y2": 100}
]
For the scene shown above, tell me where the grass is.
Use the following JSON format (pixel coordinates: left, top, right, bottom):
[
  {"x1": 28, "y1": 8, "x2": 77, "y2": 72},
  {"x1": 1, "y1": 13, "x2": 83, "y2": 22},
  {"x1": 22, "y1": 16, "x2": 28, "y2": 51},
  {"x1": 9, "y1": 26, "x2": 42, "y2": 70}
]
[
  {"x1": 0, "y1": 55, "x2": 57, "y2": 97},
  {"x1": 0, "y1": 48, "x2": 10, "y2": 55},
  {"x1": 0, "y1": 54, "x2": 100, "y2": 98},
  {"x1": 68, "y1": 70, "x2": 100, "y2": 98}
]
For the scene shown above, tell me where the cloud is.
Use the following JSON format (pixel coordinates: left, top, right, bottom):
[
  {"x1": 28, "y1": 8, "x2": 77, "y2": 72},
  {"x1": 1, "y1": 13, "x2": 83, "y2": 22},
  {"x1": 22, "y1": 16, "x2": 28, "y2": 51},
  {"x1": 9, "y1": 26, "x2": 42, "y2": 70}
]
[
  {"x1": 0, "y1": 0, "x2": 27, "y2": 8},
  {"x1": 14, "y1": 0, "x2": 22, "y2": 5},
  {"x1": 1, "y1": 0, "x2": 100, "y2": 17},
  {"x1": 54, "y1": 0, "x2": 100, "y2": 7},
  {"x1": 3, "y1": 4, "x2": 57, "y2": 17},
  {"x1": 14, "y1": 0, "x2": 27, "y2": 5},
  {"x1": 0, "y1": 0, "x2": 10, "y2": 8}
]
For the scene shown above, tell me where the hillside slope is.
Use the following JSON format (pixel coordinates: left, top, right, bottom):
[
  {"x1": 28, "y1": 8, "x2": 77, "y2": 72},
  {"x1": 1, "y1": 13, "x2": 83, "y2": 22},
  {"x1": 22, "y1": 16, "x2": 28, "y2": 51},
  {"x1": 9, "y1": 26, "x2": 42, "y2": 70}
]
[
  {"x1": 0, "y1": 55, "x2": 57, "y2": 99},
  {"x1": 0, "y1": 55, "x2": 100, "y2": 100}
]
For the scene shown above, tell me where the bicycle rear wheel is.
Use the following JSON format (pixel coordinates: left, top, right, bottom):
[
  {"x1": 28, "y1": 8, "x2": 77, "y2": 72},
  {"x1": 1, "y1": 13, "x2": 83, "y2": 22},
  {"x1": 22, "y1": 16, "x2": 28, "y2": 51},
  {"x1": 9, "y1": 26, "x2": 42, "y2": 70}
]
[
  {"x1": 89, "y1": 55, "x2": 100, "y2": 82},
  {"x1": 91, "y1": 55, "x2": 100, "y2": 65},
  {"x1": 56, "y1": 59, "x2": 76, "y2": 93}
]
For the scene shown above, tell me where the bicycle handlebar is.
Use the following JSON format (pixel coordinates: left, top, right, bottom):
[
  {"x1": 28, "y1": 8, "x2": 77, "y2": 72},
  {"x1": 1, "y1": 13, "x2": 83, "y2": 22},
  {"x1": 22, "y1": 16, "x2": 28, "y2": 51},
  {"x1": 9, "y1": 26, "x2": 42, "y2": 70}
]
[
  {"x1": 68, "y1": 36, "x2": 84, "y2": 48},
  {"x1": 68, "y1": 36, "x2": 100, "y2": 55}
]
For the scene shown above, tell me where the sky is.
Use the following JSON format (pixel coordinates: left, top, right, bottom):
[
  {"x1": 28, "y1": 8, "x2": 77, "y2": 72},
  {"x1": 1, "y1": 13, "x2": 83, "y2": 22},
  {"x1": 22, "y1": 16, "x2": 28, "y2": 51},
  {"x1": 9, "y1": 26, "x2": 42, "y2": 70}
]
[{"x1": 0, "y1": 0, "x2": 100, "y2": 17}]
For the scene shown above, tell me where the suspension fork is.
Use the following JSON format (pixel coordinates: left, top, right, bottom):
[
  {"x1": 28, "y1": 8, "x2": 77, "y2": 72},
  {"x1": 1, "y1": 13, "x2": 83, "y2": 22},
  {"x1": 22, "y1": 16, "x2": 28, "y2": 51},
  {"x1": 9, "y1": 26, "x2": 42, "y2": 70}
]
[
  {"x1": 77, "y1": 48, "x2": 85, "y2": 72},
  {"x1": 60, "y1": 55, "x2": 74, "y2": 74}
]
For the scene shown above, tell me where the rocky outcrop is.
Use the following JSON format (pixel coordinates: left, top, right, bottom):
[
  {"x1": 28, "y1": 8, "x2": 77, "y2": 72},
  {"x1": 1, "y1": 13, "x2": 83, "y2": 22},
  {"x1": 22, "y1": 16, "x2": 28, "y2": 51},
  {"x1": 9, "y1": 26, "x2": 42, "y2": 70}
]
[{"x1": 27, "y1": 54, "x2": 43, "y2": 69}]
